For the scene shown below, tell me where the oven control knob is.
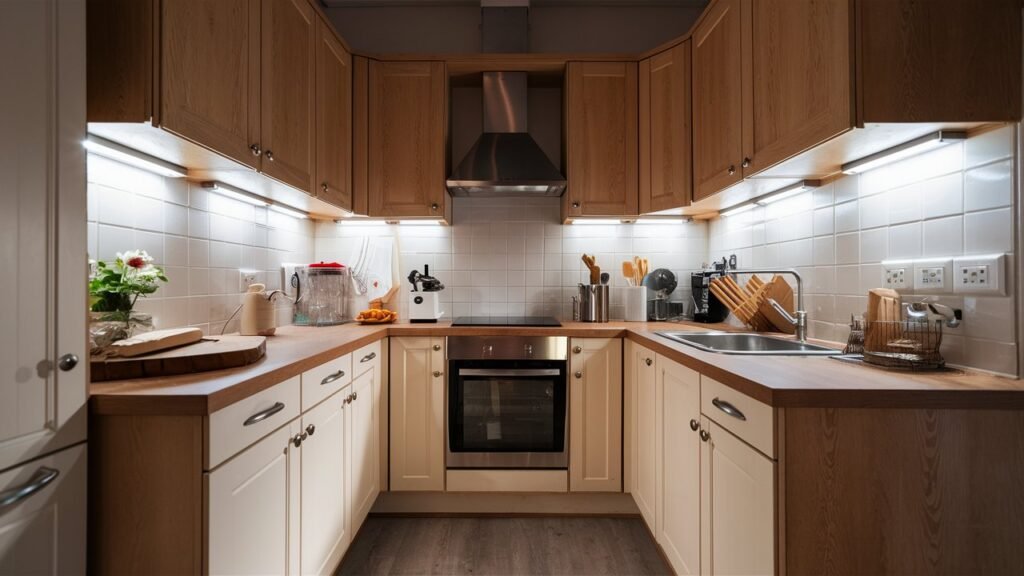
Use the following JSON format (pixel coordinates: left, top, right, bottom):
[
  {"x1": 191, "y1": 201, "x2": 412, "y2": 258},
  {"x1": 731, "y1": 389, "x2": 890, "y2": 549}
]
[{"x1": 524, "y1": 344, "x2": 533, "y2": 356}]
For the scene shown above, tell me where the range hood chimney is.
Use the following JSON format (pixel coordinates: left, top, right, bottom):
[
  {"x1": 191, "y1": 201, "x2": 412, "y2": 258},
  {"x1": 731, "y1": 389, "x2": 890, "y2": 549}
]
[{"x1": 446, "y1": 5, "x2": 566, "y2": 197}]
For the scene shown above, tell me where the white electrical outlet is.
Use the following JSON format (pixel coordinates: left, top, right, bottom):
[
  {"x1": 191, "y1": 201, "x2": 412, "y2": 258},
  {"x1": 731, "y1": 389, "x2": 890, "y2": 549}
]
[
  {"x1": 912, "y1": 259, "x2": 953, "y2": 293},
  {"x1": 881, "y1": 261, "x2": 911, "y2": 290},
  {"x1": 238, "y1": 269, "x2": 258, "y2": 293},
  {"x1": 953, "y1": 254, "x2": 1006, "y2": 295}
]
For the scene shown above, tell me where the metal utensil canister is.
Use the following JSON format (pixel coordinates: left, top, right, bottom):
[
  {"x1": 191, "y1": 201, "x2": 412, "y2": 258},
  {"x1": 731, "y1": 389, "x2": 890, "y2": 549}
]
[{"x1": 577, "y1": 284, "x2": 609, "y2": 322}]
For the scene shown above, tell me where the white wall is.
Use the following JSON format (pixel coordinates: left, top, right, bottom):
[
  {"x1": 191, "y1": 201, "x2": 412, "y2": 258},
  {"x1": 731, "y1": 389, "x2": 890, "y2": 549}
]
[
  {"x1": 86, "y1": 154, "x2": 315, "y2": 335},
  {"x1": 315, "y1": 197, "x2": 706, "y2": 321},
  {"x1": 708, "y1": 125, "x2": 1018, "y2": 376}
]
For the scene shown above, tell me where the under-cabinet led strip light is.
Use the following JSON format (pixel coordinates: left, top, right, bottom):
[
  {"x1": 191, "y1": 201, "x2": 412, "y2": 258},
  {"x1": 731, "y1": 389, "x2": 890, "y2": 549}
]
[
  {"x1": 83, "y1": 134, "x2": 188, "y2": 178},
  {"x1": 841, "y1": 130, "x2": 967, "y2": 175}
]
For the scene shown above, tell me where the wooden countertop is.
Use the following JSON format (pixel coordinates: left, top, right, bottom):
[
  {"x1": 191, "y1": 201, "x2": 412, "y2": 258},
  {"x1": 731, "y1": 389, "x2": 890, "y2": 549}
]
[{"x1": 89, "y1": 321, "x2": 1024, "y2": 416}]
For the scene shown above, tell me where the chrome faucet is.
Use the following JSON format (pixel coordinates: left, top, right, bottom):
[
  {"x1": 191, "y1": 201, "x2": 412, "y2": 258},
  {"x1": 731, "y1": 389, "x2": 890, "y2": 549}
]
[{"x1": 728, "y1": 268, "x2": 807, "y2": 342}]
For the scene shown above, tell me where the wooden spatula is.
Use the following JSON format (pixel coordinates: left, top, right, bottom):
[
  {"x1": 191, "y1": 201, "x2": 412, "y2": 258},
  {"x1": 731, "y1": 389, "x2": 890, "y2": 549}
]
[{"x1": 622, "y1": 261, "x2": 636, "y2": 286}]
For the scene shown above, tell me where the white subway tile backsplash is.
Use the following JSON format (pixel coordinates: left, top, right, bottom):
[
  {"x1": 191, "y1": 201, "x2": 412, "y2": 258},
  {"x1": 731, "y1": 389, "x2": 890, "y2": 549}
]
[
  {"x1": 708, "y1": 130, "x2": 1017, "y2": 375},
  {"x1": 964, "y1": 159, "x2": 1013, "y2": 212},
  {"x1": 97, "y1": 224, "x2": 135, "y2": 262}
]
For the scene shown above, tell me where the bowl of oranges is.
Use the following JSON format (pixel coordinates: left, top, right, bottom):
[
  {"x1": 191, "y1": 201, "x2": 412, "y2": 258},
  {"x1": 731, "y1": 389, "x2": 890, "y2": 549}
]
[{"x1": 355, "y1": 308, "x2": 397, "y2": 324}]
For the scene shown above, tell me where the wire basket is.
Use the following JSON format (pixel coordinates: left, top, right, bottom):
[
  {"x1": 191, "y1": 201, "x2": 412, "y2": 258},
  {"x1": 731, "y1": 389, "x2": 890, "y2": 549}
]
[{"x1": 863, "y1": 319, "x2": 945, "y2": 370}]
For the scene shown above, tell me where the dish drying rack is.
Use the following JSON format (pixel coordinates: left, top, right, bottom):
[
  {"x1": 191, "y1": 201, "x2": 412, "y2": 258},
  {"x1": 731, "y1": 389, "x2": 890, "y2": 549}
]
[{"x1": 862, "y1": 319, "x2": 946, "y2": 370}]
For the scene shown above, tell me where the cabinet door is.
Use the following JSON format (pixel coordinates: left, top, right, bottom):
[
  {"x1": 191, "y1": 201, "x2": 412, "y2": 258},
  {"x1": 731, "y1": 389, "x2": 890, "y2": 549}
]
[
  {"x1": 207, "y1": 421, "x2": 300, "y2": 576},
  {"x1": 569, "y1": 338, "x2": 623, "y2": 492},
  {"x1": 162, "y1": 0, "x2": 260, "y2": 168},
  {"x1": 367, "y1": 61, "x2": 447, "y2": 218},
  {"x1": 692, "y1": 0, "x2": 745, "y2": 200},
  {"x1": 389, "y1": 337, "x2": 445, "y2": 491},
  {"x1": 314, "y1": 17, "x2": 352, "y2": 211},
  {"x1": 657, "y1": 357, "x2": 701, "y2": 576},
  {"x1": 0, "y1": 0, "x2": 87, "y2": 471},
  {"x1": 348, "y1": 368, "x2": 379, "y2": 532},
  {"x1": 301, "y1": 390, "x2": 350, "y2": 576},
  {"x1": 700, "y1": 418, "x2": 775, "y2": 576},
  {"x1": 565, "y1": 62, "x2": 638, "y2": 217},
  {"x1": 0, "y1": 443, "x2": 86, "y2": 576},
  {"x1": 628, "y1": 344, "x2": 658, "y2": 530},
  {"x1": 639, "y1": 42, "x2": 692, "y2": 214},
  {"x1": 745, "y1": 0, "x2": 852, "y2": 176},
  {"x1": 261, "y1": 0, "x2": 316, "y2": 192}
]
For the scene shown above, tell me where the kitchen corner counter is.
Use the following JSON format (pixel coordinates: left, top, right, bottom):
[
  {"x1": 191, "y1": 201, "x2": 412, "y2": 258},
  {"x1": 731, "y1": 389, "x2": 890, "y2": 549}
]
[{"x1": 89, "y1": 321, "x2": 1024, "y2": 416}]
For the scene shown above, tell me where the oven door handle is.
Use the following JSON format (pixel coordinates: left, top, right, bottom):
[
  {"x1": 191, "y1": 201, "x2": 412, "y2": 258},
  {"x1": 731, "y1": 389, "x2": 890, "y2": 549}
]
[{"x1": 457, "y1": 369, "x2": 563, "y2": 377}]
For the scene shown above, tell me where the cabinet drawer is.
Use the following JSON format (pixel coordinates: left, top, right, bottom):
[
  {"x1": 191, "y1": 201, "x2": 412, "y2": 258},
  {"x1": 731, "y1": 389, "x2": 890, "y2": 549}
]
[
  {"x1": 208, "y1": 376, "x2": 301, "y2": 469},
  {"x1": 700, "y1": 376, "x2": 774, "y2": 458},
  {"x1": 353, "y1": 340, "x2": 381, "y2": 378},
  {"x1": 302, "y1": 353, "x2": 353, "y2": 411}
]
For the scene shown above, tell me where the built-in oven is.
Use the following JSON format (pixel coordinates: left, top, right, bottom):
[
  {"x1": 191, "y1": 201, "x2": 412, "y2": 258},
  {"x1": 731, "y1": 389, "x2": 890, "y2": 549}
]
[{"x1": 446, "y1": 335, "x2": 568, "y2": 469}]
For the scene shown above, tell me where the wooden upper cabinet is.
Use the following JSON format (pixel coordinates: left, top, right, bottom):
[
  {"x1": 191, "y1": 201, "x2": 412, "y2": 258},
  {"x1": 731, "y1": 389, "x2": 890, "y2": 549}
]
[
  {"x1": 639, "y1": 41, "x2": 692, "y2": 214},
  {"x1": 365, "y1": 61, "x2": 448, "y2": 219},
  {"x1": 314, "y1": 16, "x2": 352, "y2": 211},
  {"x1": 745, "y1": 0, "x2": 853, "y2": 176},
  {"x1": 260, "y1": 0, "x2": 316, "y2": 192},
  {"x1": 858, "y1": 0, "x2": 1021, "y2": 123},
  {"x1": 161, "y1": 0, "x2": 260, "y2": 169},
  {"x1": 692, "y1": 0, "x2": 744, "y2": 201},
  {"x1": 565, "y1": 62, "x2": 639, "y2": 218}
]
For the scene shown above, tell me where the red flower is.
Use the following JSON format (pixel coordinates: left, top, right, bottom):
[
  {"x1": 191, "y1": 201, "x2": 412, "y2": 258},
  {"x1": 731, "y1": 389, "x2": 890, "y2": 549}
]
[{"x1": 127, "y1": 256, "x2": 146, "y2": 269}]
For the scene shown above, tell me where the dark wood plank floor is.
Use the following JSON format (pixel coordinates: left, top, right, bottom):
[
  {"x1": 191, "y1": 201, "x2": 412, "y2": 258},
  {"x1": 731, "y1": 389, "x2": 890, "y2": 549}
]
[{"x1": 336, "y1": 517, "x2": 671, "y2": 576}]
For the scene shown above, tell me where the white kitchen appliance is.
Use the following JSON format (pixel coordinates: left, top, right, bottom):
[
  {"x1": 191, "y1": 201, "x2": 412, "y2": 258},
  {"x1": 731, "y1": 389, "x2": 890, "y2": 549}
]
[{"x1": 407, "y1": 265, "x2": 445, "y2": 323}]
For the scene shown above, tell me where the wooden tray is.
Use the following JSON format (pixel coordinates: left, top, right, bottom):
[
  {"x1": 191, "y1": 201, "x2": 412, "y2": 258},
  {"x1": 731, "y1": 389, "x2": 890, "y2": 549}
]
[{"x1": 90, "y1": 335, "x2": 266, "y2": 382}]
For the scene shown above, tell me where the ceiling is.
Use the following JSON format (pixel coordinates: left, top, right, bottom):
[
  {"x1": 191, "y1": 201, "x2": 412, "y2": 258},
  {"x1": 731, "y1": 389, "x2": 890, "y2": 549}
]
[{"x1": 321, "y1": 0, "x2": 707, "y2": 7}]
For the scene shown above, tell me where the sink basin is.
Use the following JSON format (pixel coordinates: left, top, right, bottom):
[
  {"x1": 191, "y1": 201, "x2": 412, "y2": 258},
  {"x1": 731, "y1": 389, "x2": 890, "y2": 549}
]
[{"x1": 656, "y1": 331, "x2": 842, "y2": 356}]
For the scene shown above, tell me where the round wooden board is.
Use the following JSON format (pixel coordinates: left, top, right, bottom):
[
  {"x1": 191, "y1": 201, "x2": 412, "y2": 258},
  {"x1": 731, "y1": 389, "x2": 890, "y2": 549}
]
[{"x1": 90, "y1": 335, "x2": 267, "y2": 382}]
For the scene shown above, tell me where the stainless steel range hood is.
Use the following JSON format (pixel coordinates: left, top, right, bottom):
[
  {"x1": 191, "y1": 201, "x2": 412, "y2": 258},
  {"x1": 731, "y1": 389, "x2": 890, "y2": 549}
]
[{"x1": 446, "y1": 6, "x2": 566, "y2": 197}]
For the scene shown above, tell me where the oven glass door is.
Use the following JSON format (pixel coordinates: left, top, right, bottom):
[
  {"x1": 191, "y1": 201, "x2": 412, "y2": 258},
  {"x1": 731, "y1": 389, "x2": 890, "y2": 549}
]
[{"x1": 448, "y1": 360, "x2": 567, "y2": 469}]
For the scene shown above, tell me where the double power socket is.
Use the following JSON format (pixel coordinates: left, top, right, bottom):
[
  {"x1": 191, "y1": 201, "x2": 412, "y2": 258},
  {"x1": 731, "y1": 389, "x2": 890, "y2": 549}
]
[{"x1": 882, "y1": 254, "x2": 1005, "y2": 295}]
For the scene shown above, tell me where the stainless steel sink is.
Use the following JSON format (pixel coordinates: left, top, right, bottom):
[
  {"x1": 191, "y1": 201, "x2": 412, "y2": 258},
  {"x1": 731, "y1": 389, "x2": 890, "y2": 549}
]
[{"x1": 656, "y1": 331, "x2": 842, "y2": 356}]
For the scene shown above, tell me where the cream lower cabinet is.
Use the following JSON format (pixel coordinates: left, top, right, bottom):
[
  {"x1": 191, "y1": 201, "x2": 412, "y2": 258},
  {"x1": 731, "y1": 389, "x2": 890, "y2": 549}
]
[
  {"x1": 569, "y1": 338, "x2": 623, "y2": 492},
  {"x1": 700, "y1": 417, "x2": 775, "y2": 576},
  {"x1": 348, "y1": 367, "x2": 379, "y2": 530},
  {"x1": 389, "y1": 337, "x2": 446, "y2": 491},
  {"x1": 627, "y1": 341, "x2": 658, "y2": 528},
  {"x1": 657, "y1": 355, "x2": 701, "y2": 575},
  {"x1": 208, "y1": 420, "x2": 302, "y2": 576},
  {"x1": 300, "y1": 389, "x2": 350, "y2": 576},
  {"x1": 0, "y1": 443, "x2": 87, "y2": 576}
]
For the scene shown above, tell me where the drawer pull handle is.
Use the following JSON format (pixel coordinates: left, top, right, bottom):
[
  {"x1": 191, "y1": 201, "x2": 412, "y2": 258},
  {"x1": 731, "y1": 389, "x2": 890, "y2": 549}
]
[
  {"x1": 0, "y1": 467, "x2": 59, "y2": 509},
  {"x1": 689, "y1": 419, "x2": 700, "y2": 431},
  {"x1": 360, "y1": 352, "x2": 377, "y2": 363},
  {"x1": 433, "y1": 344, "x2": 442, "y2": 352},
  {"x1": 711, "y1": 398, "x2": 747, "y2": 421},
  {"x1": 700, "y1": 429, "x2": 710, "y2": 442},
  {"x1": 433, "y1": 371, "x2": 443, "y2": 378},
  {"x1": 645, "y1": 358, "x2": 652, "y2": 366},
  {"x1": 306, "y1": 424, "x2": 316, "y2": 436},
  {"x1": 321, "y1": 370, "x2": 345, "y2": 386},
  {"x1": 243, "y1": 402, "x2": 285, "y2": 426}
]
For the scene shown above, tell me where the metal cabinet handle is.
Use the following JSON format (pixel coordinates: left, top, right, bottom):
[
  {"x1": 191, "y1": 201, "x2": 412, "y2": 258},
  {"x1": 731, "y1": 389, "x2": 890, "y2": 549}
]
[
  {"x1": 265, "y1": 150, "x2": 274, "y2": 162},
  {"x1": 433, "y1": 344, "x2": 442, "y2": 351},
  {"x1": 430, "y1": 203, "x2": 439, "y2": 211},
  {"x1": 0, "y1": 467, "x2": 59, "y2": 509},
  {"x1": 645, "y1": 357, "x2": 652, "y2": 366},
  {"x1": 243, "y1": 402, "x2": 285, "y2": 426},
  {"x1": 58, "y1": 353, "x2": 78, "y2": 372},
  {"x1": 250, "y1": 143, "x2": 261, "y2": 156},
  {"x1": 700, "y1": 429, "x2": 710, "y2": 442},
  {"x1": 573, "y1": 346, "x2": 582, "y2": 354},
  {"x1": 711, "y1": 397, "x2": 747, "y2": 421},
  {"x1": 572, "y1": 201, "x2": 581, "y2": 209},
  {"x1": 321, "y1": 370, "x2": 345, "y2": 386},
  {"x1": 727, "y1": 165, "x2": 736, "y2": 176},
  {"x1": 689, "y1": 419, "x2": 700, "y2": 431},
  {"x1": 352, "y1": 392, "x2": 358, "y2": 402},
  {"x1": 360, "y1": 352, "x2": 377, "y2": 363},
  {"x1": 574, "y1": 371, "x2": 582, "y2": 379},
  {"x1": 741, "y1": 157, "x2": 751, "y2": 168},
  {"x1": 433, "y1": 370, "x2": 442, "y2": 378},
  {"x1": 292, "y1": 433, "x2": 306, "y2": 448},
  {"x1": 305, "y1": 424, "x2": 315, "y2": 436}
]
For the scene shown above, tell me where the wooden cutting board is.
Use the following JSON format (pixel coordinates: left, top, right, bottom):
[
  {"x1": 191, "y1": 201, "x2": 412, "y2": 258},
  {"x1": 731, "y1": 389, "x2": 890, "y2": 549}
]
[{"x1": 91, "y1": 335, "x2": 266, "y2": 382}]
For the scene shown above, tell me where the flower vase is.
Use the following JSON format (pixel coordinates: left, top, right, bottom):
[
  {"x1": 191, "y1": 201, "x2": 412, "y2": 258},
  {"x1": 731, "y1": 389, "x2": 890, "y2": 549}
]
[{"x1": 89, "y1": 310, "x2": 154, "y2": 351}]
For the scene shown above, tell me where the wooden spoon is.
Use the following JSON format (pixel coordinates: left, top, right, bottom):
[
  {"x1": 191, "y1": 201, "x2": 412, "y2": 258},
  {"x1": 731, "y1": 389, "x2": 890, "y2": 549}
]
[{"x1": 622, "y1": 261, "x2": 636, "y2": 286}]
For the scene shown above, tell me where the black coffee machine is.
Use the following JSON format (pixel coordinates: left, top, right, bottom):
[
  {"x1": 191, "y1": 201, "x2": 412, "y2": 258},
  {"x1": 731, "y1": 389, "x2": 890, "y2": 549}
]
[{"x1": 691, "y1": 258, "x2": 731, "y2": 323}]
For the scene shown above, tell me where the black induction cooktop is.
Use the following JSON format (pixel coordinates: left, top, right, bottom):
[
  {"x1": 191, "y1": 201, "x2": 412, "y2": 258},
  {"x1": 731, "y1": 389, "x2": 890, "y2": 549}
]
[{"x1": 451, "y1": 316, "x2": 562, "y2": 327}]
